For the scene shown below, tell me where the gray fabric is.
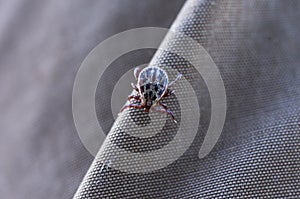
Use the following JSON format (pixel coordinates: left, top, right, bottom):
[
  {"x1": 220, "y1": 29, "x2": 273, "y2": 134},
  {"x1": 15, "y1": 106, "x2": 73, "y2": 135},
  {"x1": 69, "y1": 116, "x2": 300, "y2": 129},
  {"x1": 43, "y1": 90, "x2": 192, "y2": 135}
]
[
  {"x1": 74, "y1": 0, "x2": 300, "y2": 198},
  {"x1": 0, "y1": 1, "x2": 185, "y2": 198}
]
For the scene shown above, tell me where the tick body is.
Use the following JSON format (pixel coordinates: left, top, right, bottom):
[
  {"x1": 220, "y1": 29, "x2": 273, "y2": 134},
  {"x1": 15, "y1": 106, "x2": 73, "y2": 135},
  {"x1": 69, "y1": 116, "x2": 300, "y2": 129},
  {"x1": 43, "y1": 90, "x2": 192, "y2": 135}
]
[{"x1": 120, "y1": 66, "x2": 182, "y2": 123}]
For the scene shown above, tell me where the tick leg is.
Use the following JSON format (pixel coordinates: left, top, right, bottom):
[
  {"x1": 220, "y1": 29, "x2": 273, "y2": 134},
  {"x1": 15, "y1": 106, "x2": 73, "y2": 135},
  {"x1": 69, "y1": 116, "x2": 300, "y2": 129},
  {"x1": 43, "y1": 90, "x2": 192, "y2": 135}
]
[
  {"x1": 134, "y1": 67, "x2": 142, "y2": 80},
  {"x1": 128, "y1": 94, "x2": 140, "y2": 101},
  {"x1": 161, "y1": 89, "x2": 176, "y2": 98},
  {"x1": 120, "y1": 103, "x2": 144, "y2": 113},
  {"x1": 152, "y1": 105, "x2": 177, "y2": 123},
  {"x1": 168, "y1": 73, "x2": 182, "y2": 88},
  {"x1": 169, "y1": 89, "x2": 176, "y2": 95},
  {"x1": 131, "y1": 83, "x2": 139, "y2": 92},
  {"x1": 158, "y1": 101, "x2": 168, "y2": 109}
]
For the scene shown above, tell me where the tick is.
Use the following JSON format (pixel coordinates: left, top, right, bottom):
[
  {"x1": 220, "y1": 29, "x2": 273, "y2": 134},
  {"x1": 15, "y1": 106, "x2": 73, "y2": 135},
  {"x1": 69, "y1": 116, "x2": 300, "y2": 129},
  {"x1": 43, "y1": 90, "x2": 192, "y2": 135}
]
[{"x1": 120, "y1": 66, "x2": 182, "y2": 123}]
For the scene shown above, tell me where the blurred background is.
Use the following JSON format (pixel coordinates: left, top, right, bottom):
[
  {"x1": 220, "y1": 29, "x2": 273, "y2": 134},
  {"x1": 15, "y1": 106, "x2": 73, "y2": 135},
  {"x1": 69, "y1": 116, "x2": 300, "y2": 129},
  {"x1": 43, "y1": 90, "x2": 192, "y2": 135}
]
[{"x1": 0, "y1": 0, "x2": 185, "y2": 198}]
